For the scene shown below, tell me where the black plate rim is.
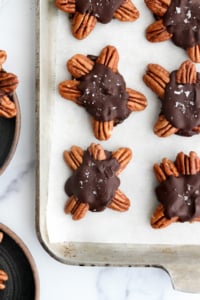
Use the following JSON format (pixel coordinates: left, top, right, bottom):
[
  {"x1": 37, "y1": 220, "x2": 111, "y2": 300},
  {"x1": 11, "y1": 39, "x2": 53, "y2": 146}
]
[
  {"x1": 0, "y1": 93, "x2": 21, "y2": 175},
  {"x1": 0, "y1": 223, "x2": 40, "y2": 300}
]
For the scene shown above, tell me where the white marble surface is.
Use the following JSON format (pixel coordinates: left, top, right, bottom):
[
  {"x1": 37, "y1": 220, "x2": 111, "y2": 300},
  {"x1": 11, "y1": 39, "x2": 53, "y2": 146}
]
[{"x1": 0, "y1": 0, "x2": 200, "y2": 299}]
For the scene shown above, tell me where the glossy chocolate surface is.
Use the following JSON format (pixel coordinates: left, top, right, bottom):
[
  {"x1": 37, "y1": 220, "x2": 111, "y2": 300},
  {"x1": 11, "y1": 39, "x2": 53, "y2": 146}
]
[
  {"x1": 76, "y1": 0, "x2": 124, "y2": 23},
  {"x1": 162, "y1": 71, "x2": 200, "y2": 136},
  {"x1": 78, "y1": 63, "x2": 130, "y2": 123},
  {"x1": 163, "y1": 0, "x2": 200, "y2": 49},
  {"x1": 65, "y1": 149, "x2": 120, "y2": 211},
  {"x1": 156, "y1": 174, "x2": 200, "y2": 222}
]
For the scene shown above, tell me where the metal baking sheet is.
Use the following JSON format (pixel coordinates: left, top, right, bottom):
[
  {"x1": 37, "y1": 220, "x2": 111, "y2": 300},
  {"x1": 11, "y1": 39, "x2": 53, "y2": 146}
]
[{"x1": 35, "y1": 0, "x2": 200, "y2": 292}]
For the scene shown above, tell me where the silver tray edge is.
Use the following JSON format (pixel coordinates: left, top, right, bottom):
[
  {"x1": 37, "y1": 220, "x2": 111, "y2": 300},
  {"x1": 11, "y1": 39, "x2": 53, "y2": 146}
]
[{"x1": 35, "y1": 0, "x2": 200, "y2": 293}]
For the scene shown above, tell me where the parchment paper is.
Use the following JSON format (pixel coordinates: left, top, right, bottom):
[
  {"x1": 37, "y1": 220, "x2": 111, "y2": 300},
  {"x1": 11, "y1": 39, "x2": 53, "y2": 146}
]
[{"x1": 47, "y1": 0, "x2": 200, "y2": 244}]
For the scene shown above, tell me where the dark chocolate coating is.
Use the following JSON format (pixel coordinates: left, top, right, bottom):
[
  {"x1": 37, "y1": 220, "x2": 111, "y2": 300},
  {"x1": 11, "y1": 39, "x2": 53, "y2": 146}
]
[
  {"x1": 163, "y1": 0, "x2": 200, "y2": 49},
  {"x1": 78, "y1": 63, "x2": 130, "y2": 123},
  {"x1": 156, "y1": 174, "x2": 200, "y2": 222},
  {"x1": 162, "y1": 71, "x2": 200, "y2": 136},
  {"x1": 65, "y1": 150, "x2": 120, "y2": 211},
  {"x1": 76, "y1": 0, "x2": 124, "y2": 23}
]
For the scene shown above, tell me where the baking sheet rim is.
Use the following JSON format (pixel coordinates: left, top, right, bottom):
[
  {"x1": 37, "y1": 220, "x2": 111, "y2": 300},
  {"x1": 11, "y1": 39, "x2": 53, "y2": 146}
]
[{"x1": 35, "y1": 0, "x2": 200, "y2": 293}]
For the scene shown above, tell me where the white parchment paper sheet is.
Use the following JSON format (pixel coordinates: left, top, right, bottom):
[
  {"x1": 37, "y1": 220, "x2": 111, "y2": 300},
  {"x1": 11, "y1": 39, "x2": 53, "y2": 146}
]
[{"x1": 46, "y1": 0, "x2": 200, "y2": 244}]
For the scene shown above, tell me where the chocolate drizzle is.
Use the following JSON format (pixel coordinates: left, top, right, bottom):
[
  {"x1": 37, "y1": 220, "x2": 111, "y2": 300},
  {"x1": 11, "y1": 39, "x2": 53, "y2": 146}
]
[
  {"x1": 156, "y1": 174, "x2": 200, "y2": 222},
  {"x1": 163, "y1": 0, "x2": 200, "y2": 49},
  {"x1": 162, "y1": 71, "x2": 200, "y2": 136},
  {"x1": 65, "y1": 149, "x2": 120, "y2": 211},
  {"x1": 78, "y1": 63, "x2": 130, "y2": 123},
  {"x1": 76, "y1": 0, "x2": 124, "y2": 23}
]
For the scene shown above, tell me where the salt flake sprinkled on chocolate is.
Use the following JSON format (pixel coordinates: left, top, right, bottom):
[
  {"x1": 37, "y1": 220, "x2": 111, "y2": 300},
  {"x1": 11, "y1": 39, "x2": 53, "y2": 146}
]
[
  {"x1": 174, "y1": 89, "x2": 183, "y2": 95},
  {"x1": 185, "y1": 91, "x2": 191, "y2": 97},
  {"x1": 176, "y1": 7, "x2": 181, "y2": 14},
  {"x1": 175, "y1": 101, "x2": 186, "y2": 114}
]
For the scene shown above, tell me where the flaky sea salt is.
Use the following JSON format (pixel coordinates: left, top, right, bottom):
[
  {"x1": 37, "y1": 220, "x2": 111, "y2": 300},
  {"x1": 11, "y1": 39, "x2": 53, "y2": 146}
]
[{"x1": 176, "y1": 7, "x2": 181, "y2": 14}]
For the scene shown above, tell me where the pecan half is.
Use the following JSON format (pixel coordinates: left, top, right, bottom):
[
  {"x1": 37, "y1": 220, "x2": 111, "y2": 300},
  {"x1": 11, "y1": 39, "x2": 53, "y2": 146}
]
[
  {"x1": 143, "y1": 64, "x2": 170, "y2": 99},
  {"x1": 191, "y1": 216, "x2": 200, "y2": 223},
  {"x1": 0, "y1": 95, "x2": 17, "y2": 118},
  {"x1": 126, "y1": 88, "x2": 147, "y2": 111},
  {"x1": 0, "y1": 50, "x2": 7, "y2": 70},
  {"x1": 113, "y1": 0, "x2": 139, "y2": 22},
  {"x1": 151, "y1": 204, "x2": 178, "y2": 229},
  {"x1": 64, "y1": 196, "x2": 89, "y2": 220},
  {"x1": 144, "y1": 0, "x2": 171, "y2": 17},
  {"x1": 108, "y1": 189, "x2": 130, "y2": 211},
  {"x1": 72, "y1": 12, "x2": 97, "y2": 40},
  {"x1": 72, "y1": 202, "x2": 89, "y2": 220},
  {"x1": 58, "y1": 80, "x2": 81, "y2": 103},
  {"x1": 154, "y1": 163, "x2": 167, "y2": 183},
  {"x1": 193, "y1": 126, "x2": 200, "y2": 133},
  {"x1": 176, "y1": 60, "x2": 197, "y2": 84},
  {"x1": 189, "y1": 152, "x2": 200, "y2": 174},
  {"x1": 67, "y1": 54, "x2": 94, "y2": 78},
  {"x1": 0, "y1": 72, "x2": 19, "y2": 96},
  {"x1": 63, "y1": 146, "x2": 84, "y2": 170},
  {"x1": 154, "y1": 158, "x2": 179, "y2": 182},
  {"x1": 96, "y1": 45, "x2": 119, "y2": 73},
  {"x1": 0, "y1": 270, "x2": 8, "y2": 290},
  {"x1": 0, "y1": 232, "x2": 3, "y2": 243},
  {"x1": 175, "y1": 151, "x2": 200, "y2": 175},
  {"x1": 92, "y1": 119, "x2": 114, "y2": 141},
  {"x1": 146, "y1": 19, "x2": 172, "y2": 43},
  {"x1": 154, "y1": 114, "x2": 179, "y2": 137},
  {"x1": 112, "y1": 147, "x2": 132, "y2": 175},
  {"x1": 88, "y1": 143, "x2": 106, "y2": 160},
  {"x1": 55, "y1": 0, "x2": 76, "y2": 13},
  {"x1": 187, "y1": 45, "x2": 200, "y2": 63},
  {"x1": 64, "y1": 195, "x2": 77, "y2": 214},
  {"x1": 160, "y1": 158, "x2": 179, "y2": 177}
]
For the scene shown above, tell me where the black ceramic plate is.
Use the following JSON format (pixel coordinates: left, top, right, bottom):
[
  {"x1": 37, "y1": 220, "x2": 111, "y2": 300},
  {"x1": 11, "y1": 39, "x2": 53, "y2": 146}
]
[
  {"x1": 0, "y1": 93, "x2": 21, "y2": 175},
  {"x1": 0, "y1": 224, "x2": 39, "y2": 300}
]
